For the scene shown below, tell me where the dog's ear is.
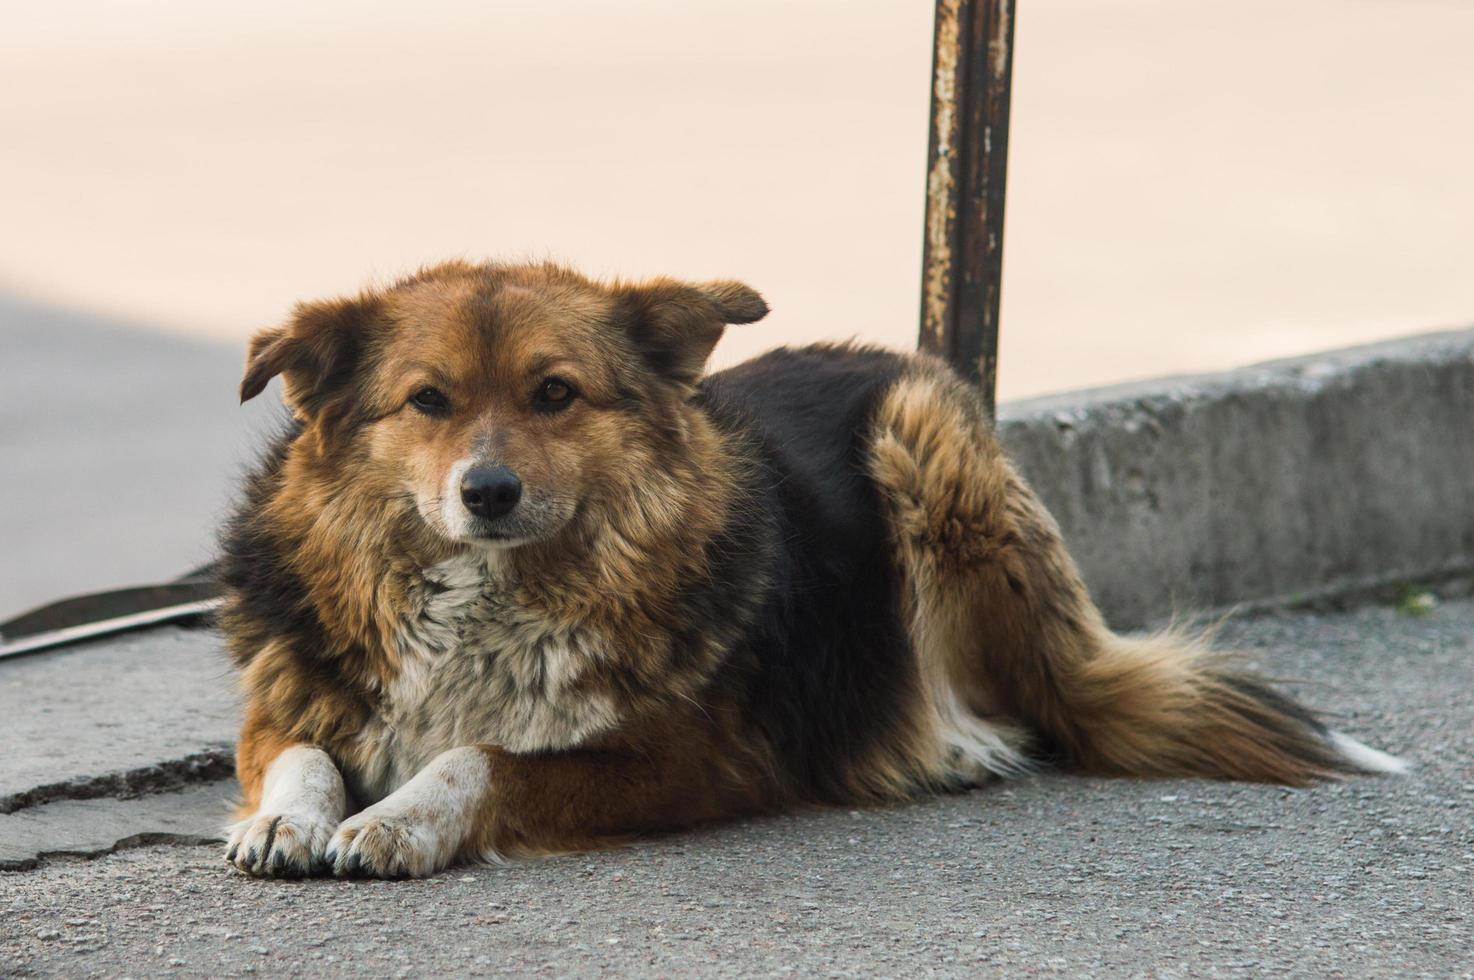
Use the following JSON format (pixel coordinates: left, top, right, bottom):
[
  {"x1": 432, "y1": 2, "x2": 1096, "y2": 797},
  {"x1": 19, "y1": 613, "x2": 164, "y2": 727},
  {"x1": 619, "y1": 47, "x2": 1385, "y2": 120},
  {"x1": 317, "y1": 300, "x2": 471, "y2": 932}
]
[
  {"x1": 240, "y1": 294, "x2": 380, "y2": 421},
  {"x1": 615, "y1": 278, "x2": 768, "y2": 386}
]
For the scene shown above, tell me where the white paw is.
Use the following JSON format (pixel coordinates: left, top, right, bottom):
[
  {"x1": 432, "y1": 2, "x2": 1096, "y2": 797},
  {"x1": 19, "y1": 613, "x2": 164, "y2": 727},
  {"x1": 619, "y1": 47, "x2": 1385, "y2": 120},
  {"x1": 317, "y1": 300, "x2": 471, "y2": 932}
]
[
  {"x1": 327, "y1": 806, "x2": 455, "y2": 879},
  {"x1": 225, "y1": 812, "x2": 335, "y2": 878}
]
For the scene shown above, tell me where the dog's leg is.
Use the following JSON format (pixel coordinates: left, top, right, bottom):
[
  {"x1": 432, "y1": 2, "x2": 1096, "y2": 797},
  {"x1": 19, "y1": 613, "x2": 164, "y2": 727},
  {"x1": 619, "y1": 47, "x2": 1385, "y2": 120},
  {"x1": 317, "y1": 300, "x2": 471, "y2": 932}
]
[
  {"x1": 327, "y1": 746, "x2": 490, "y2": 879},
  {"x1": 225, "y1": 744, "x2": 348, "y2": 878},
  {"x1": 327, "y1": 728, "x2": 768, "y2": 878}
]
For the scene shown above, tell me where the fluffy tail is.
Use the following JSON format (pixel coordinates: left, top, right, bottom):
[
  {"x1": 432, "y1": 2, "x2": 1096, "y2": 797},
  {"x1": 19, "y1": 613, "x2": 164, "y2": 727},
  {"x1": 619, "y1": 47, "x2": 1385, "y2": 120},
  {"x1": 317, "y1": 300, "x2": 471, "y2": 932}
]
[
  {"x1": 868, "y1": 362, "x2": 1406, "y2": 786},
  {"x1": 1035, "y1": 627, "x2": 1406, "y2": 783}
]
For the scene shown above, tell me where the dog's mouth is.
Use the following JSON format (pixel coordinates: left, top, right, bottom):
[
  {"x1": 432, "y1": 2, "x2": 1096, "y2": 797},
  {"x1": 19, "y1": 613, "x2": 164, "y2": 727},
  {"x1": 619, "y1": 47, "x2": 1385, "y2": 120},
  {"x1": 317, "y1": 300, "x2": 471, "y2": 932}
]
[
  {"x1": 419, "y1": 493, "x2": 578, "y2": 551},
  {"x1": 463, "y1": 524, "x2": 532, "y2": 546}
]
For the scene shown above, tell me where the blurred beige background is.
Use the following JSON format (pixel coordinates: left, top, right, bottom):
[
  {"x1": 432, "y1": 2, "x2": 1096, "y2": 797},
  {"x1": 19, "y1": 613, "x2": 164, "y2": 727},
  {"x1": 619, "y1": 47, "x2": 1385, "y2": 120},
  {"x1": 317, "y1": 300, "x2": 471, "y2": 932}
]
[{"x1": 3, "y1": 0, "x2": 1471, "y2": 401}]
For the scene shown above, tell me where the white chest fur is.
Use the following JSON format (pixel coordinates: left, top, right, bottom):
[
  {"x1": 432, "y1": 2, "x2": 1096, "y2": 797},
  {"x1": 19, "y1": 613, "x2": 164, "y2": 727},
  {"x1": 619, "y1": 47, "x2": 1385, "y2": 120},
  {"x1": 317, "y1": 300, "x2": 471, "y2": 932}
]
[{"x1": 351, "y1": 554, "x2": 619, "y2": 803}]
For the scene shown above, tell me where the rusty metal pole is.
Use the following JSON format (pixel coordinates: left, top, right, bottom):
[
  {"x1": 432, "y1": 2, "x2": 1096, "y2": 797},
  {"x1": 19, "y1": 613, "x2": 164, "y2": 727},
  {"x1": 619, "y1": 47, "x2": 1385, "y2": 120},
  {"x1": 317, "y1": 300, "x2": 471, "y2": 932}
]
[{"x1": 918, "y1": 0, "x2": 1016, "y2": 416}]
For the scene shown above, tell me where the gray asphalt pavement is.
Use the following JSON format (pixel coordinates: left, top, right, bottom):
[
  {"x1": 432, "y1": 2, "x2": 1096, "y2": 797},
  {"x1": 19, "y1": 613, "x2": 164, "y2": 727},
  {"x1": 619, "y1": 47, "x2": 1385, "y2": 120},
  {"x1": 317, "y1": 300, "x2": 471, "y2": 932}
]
[
  {"x1": 0, "y1": 625, "x2": 236, "y2": 813},
  {"x1": 2, "y1": 596, "x2": 1470, "y2": 977},
  {"x1": 0, "y1": 293, "x2": 277, "y2": 619}
]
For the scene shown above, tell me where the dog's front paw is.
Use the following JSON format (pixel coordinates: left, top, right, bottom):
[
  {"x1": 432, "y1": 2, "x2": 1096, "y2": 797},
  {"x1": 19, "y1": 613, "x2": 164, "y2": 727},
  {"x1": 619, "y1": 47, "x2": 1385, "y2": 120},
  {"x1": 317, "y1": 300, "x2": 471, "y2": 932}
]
[
  {"x1": 328, "y1": 807, "x2": 454, "y2": 879},
  {"x1": 225, "y1": 812, "x2": 335, "y2": 878}
]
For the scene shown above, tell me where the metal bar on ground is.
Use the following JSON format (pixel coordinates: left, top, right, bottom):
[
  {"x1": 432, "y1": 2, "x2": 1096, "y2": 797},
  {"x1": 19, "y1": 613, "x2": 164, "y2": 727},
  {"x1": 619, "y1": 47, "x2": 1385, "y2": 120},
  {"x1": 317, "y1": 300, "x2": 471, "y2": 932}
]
[
  {"x1": 0, "y1": 598, "x2": 223, "y2": 662},
  {"x1": 0, "y1": 573, "x2": 221, "y2": 662},
  {"x1": 918, "y1": 0, "x2": 1017, "y2": 415}
]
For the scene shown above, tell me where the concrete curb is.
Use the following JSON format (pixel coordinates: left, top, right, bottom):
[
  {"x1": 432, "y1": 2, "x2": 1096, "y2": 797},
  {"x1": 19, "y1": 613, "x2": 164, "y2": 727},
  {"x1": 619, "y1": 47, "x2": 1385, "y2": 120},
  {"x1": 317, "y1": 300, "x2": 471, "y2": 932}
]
[{"x1": 998, "y1": 327, "x2": 1474, "y2": 630}]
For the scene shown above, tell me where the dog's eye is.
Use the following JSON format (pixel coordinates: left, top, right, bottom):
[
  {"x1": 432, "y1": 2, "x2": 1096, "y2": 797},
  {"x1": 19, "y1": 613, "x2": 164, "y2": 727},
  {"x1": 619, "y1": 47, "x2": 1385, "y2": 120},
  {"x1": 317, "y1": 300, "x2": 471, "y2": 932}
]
[
  {"x1": 534, "y1": 377, "x2": 576, "y2": 412},
  {"x1": 410, "y1": 386, "x2": 450, "y2": 415}
]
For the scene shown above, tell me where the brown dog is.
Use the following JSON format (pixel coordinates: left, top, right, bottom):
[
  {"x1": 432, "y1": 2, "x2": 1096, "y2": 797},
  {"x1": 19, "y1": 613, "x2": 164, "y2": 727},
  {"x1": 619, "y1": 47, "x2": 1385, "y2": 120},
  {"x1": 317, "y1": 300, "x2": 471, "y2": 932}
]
[{"x1": 220, "y1": 260, "x2": 1402, "y2": 879}]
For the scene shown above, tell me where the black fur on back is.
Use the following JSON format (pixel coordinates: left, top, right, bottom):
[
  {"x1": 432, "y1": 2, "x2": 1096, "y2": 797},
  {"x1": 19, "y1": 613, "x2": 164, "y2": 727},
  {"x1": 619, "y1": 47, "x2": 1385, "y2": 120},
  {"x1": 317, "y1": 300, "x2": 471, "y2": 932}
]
[{"x1": 696, "y1": 344, "x2": 916, "y2": 802}]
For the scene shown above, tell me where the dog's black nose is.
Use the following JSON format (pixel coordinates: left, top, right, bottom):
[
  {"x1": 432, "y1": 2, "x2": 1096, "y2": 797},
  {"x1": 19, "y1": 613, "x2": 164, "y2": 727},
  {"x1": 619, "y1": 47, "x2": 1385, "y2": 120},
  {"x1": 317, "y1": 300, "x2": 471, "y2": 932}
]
[{"x1": 460, "y1": 465, "x2": 522, "y2": 520}]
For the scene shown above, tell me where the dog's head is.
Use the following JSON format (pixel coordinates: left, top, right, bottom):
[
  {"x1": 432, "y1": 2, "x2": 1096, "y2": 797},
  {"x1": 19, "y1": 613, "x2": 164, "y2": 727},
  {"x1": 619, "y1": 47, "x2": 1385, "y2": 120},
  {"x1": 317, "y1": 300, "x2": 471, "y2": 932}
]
[{"x1": 240, "y1": 261, "x2": 767, "y2": 550}]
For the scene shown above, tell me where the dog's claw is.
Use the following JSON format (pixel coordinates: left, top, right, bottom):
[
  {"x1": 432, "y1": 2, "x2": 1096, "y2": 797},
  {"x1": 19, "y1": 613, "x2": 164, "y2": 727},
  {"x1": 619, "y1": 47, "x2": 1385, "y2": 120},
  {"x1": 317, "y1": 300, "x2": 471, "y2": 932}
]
[{"x1": 225, "y1": 812, "x2": 336, "y2": 879}]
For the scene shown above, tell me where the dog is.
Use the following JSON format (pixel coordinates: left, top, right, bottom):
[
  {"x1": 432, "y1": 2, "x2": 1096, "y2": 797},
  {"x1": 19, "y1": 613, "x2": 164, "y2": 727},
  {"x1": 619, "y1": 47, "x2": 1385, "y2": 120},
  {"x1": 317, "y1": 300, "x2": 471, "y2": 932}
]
[{"x1": 220, "y1": 259, "x2": 1403, "y2": 879}]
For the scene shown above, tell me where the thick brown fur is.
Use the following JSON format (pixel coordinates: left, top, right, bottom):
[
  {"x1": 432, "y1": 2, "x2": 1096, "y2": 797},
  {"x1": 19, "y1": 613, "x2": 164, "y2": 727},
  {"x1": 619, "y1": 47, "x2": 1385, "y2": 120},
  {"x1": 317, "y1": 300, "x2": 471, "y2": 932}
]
[
  {"x1": 867, "y1": 365, "x2": 1353, "y2": 785},
  {"x1": 219, "y1": 260, "x2": 1396, "y2": 879}
]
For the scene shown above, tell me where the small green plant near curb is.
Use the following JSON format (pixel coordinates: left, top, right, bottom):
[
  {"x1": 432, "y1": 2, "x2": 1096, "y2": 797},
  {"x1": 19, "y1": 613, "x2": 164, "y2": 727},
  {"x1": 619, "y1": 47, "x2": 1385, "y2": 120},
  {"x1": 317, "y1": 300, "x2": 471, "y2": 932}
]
[{"x1": 1395, "y1": 584, "x2": 1438, "y2": 617}]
